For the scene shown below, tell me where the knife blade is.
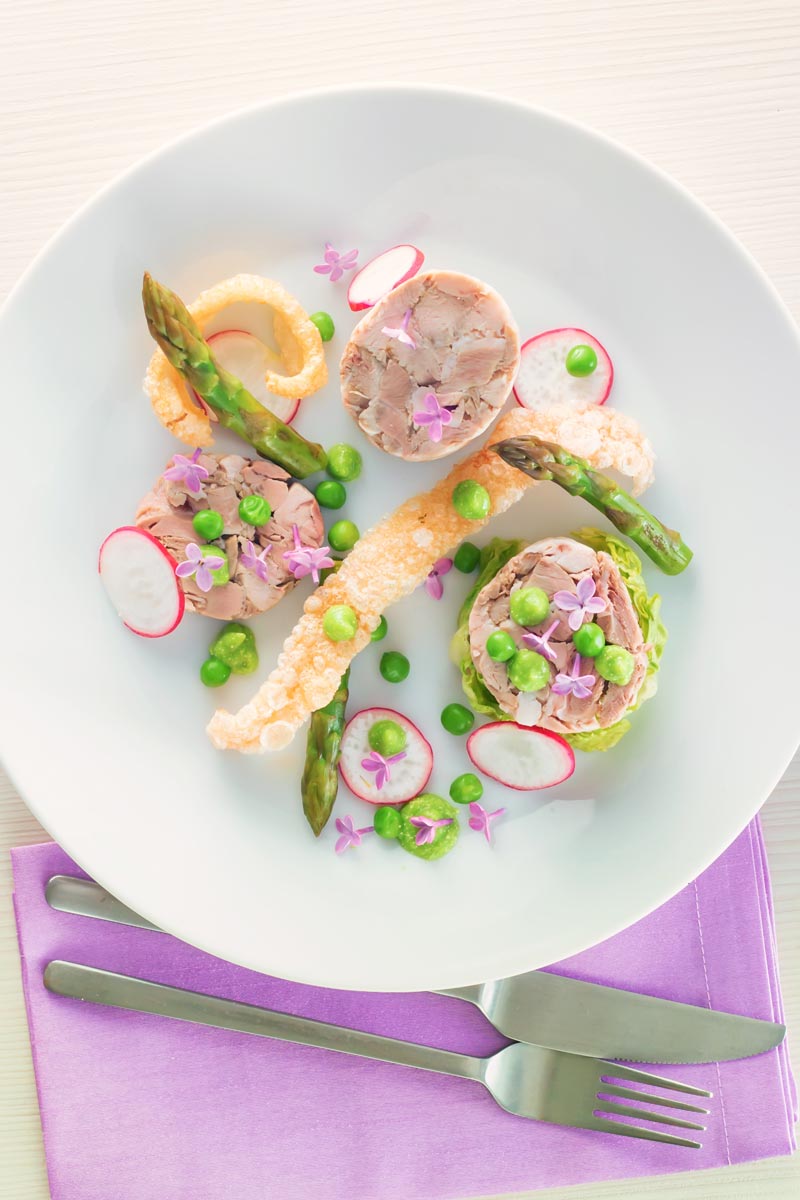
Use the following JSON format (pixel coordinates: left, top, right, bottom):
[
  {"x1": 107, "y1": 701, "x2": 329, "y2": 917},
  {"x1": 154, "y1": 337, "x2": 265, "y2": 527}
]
[{"x1": 46, "y1": 874, "x2": 785, "y2": 1063}]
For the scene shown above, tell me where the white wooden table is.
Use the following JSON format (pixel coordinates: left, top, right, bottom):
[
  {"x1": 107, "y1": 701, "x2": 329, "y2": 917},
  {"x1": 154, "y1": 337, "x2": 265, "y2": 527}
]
[{"x1": 1, "y1": 2, "x2": 798, "y2": 1196}]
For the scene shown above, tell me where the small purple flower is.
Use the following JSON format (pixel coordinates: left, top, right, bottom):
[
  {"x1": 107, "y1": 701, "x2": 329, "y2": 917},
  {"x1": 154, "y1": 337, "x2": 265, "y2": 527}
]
[
  {"x1": 334, "y1": 815, "x2": 374, "y2": 855},
  {"x1": 175, "y1": 542, "x2": 225, "y2": 593},
  {"x1": 551, "y1": 653, "x2": 597, "y2": 700},
  {"x1": 424, "y1": 557, "x2": 453, "y2": 600},
  {"x1": 382, "y1": 308, "x2": 416, "y2": 348},
  {"x1": 240, "y1": 540, "x2": 271, "y2": 583},
  {"x1": 412, "y1": 391, "x2": 453, "y2": 444},
  {"x1": 553, "y1": 576, "x2": 607, "y2": 632},
  {"x1": 522, "y1": 618, "x2": 560, "y2": 663},
  {"x1": 314, "y1": 242, "x2": 359, "y2": 283},
  {"x1": 163, "y1": 448, "x2": 209, "y2": 497},
  {"x1": 468, "y1": 802, "x2": 506, "y2": 845},
  {"x1": 360, "y1": 749, "x2": 407, "y2": 791},
  {"x1": 283, "y1": 525, "x2": 334, "y2": 584},
  {"x1": 409, "y1": 815, "x2": 453, "y2": 846}
]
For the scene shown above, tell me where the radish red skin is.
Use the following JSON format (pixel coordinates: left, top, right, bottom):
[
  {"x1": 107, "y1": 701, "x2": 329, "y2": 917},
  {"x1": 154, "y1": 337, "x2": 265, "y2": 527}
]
[
  {"x1": 347, "y1": 245, "x2": 425, "y2": 312},
  {"x1": 339, "y1": 706, "x2": 433, "y2": 804},
  {"x1": 99, "y1": 526, "x2": 185, "y2": 638},
  {"x1": 514, "y1": 327, "x2": 614, "y2": 410},
  {"x1": 466, "y1": 722, "x2": 575, "y2": 791}
]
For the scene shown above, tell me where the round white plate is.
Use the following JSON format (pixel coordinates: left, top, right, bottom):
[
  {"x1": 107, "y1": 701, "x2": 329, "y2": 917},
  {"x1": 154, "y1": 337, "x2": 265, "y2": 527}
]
[{"x1": 2, "y1": 86, "x2": 799, "y2": 992}]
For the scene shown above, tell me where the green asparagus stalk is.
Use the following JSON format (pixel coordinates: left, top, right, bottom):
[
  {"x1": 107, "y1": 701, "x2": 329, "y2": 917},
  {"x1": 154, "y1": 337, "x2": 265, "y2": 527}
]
[
  {"x1": 494, "y1": 436, "x2": 693, "y2": 575},
  {"x1": 142, "y1": 273, "x2": 327, "y2": 478},
  {"x1": 301, "y1": 669, "x2": 350, "y2": 837}
]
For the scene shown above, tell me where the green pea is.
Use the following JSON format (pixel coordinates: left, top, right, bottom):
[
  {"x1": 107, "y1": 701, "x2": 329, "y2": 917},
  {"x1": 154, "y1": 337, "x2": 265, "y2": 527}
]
[
  {"x1": 509, "y1": 587, "x2": 550, "y2": 627},
  {"x1": 396, "y1": 794, "x2": 459, "y2": 861},
  {"x1": 507, "y1": 648, "x2": 550, "y2": 692},
  {"x1": 373, "y1": 806, "x2": 401, "y2": 839},
  {"x1": 565, "y1": 344, "x2": 598, "y2": 377},
  {"x1": 315, "y1": 480, "x2": 347, "y2": 510},
  {"x1": 449, "y1": 773, "x2": 484, "y2": 806},
  {"x1": 596, "y1": 644, "x2": 635, "y2": 686},
  {"x1": 453, "y1": 541, "x2": 481, "y2": 573},
  {"x1": 452, "y1": 480, "x2": 491, "y2": 521},
  {"x1": 486, "y1": 630, "x2": 516, "y2": 662},
  {"x1": 200, "y1": 657, "x2": 231, "y2": 687},
  {"x1": 238, "y1": 494, "x2": 272, "y2": 526},
  {"x1": 322, "y1": 605, "x2": 358, "y2": 642},
  {"x1": 309, "y1": 311, "x2": 335, "y2": 342},
  {"x1": 572, "y1": 622, "x2": 605, "y2": 658},
  {"x1": 380, "y1": 651, "x2": 410, "y2": 683},
  {"x1": 209, "y1": 622, "x2": 259, "y2": 675},
  {"x1": 440, "y1": 703, "x2": 475, "y2": 736},
  {"x1": 368, "y1": 719, "x2": 407, "y2": 757},
  {"x1": 370, "y1": 615, "x2": 388, "y2": 642},
  {"x1": 328, "y1": 519, "x2": 360, "y2": 552},
  {"x1": 197, "y1": 545, "x2": 229, "y2": 587},
  {"x1": 192, "y1": 509, "x2": 224, "y2": 540},
  {"x1": 327, "y1": 444, "x2": 362, "y2": 482}
]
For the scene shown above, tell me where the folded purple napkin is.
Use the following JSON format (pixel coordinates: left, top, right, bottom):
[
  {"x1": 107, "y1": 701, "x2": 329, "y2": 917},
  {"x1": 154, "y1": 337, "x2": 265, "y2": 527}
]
[{"x1": 11, "y1": 820, "x2": 795, "y2": 1200}]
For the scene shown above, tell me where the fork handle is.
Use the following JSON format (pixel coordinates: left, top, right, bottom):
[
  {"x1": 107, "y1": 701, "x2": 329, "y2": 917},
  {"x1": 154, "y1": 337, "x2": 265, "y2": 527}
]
[{"x1": 44, "y1": 961, "x2": 485, "y2": 1082}]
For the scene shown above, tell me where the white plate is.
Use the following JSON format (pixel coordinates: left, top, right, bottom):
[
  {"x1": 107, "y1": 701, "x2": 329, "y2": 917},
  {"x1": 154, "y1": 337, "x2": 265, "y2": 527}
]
[{"x1": 2, "y1": 86, "x2": 799, "y2": 992}]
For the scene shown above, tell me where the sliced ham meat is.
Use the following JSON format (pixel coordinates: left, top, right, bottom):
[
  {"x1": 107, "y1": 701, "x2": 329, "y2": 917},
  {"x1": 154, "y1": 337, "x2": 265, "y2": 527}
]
[
  {"x1": 135, "y1": 453, "x2": 324, "y2": 620},
  {"x1": 340, "y1": 270, "x2": 520, "y2": 461},
  {"x1": 468, "y1": 537, "x2": 648, "y2": 735}
]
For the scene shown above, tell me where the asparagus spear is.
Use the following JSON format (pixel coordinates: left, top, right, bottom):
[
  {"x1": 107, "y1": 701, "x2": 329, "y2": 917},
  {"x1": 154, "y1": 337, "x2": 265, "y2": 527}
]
[
  {"x1": 301, "y1": 669, "x2": 350, "y2": 837},
  {"x1": 494, "y1": 436, "x2": 693, "y2": 575},
  {"x1": 142, "y1": 273, "x2": 327, "y2": 479}
]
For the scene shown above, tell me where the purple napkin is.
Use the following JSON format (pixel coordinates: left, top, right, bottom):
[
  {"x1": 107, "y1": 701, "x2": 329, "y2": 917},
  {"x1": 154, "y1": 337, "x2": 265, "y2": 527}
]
[{"x1": 12, "y1": 819, "x2": 795, "y2": 1200}]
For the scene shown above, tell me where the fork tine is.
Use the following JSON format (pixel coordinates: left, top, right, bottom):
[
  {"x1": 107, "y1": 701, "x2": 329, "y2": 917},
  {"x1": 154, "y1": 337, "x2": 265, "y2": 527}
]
[
  {"x1": 600, "y1": 1063, "x2": 712, "y2": 1098},
  {"x1": 595, "y1": 1102, "x2": 704, "y2": 1131},
  {"x1": 599, "y1": 1084, "x2": 708, "y2": 1114},
  {"x1": 587, "y1": 1116, "x2": 702, "y2": 1149}
]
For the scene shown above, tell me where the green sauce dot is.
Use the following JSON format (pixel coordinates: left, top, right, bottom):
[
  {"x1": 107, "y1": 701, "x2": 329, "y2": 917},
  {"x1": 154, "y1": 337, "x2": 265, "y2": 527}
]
[
  {"x1": 452, "y1": 480, "x2": 491, "y2": 521},
  {"x1": 453, "y1": 542, "x2": 481, "y2": 573},
  {"x1": 449, "y1": 773, "x2": 484, "y2": 805},
  {"x1": 380, "y1": 651, "x2": 410, "y2": 683},
  {"x1": 440, "y1": 703, "x2": 475, "y2": 736},
  {"x1": 509, "y1": 587, "x2": 549, "y2": 627},
  {"x1": 327, "y1": 444, "x2": 362, "y2": 482},
  {"x1": 507, "y1": 648, "x2": 550, "y2": 692},
  {"x1": 595, "y1": 644, "x2": 635, "y2": 685},
  {"x1": 368, "y1": 719, "x2": 407, "y2": 756},
  {"x1": 322, "y1": 605, "x2": 358, "y2": 642}
]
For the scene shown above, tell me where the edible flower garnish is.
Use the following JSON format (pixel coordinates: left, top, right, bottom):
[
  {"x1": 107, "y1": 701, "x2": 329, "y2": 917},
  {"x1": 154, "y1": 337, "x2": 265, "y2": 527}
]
[
  {"x1": 314, "y1": 243, "x2": 359, "y2": 283},
  {"x1": 424, "y1": 557, "x2": 453, "y2": 600},
  {"x1": 382, "y1": 308, "x2": 416, "y2": 348},
  {"x1": 175, "y1": 542, "x2": 225, "y2": 593},
  {"x1": 412, "y1": 391, "x2": 453, "y2": 443},
  {"x1": 163, "y1": 448, "x2": 209, "y2": 497},
  {"x1": 409, "y1": 815, "x2": 453, "y2": 846},
  {"x1": 553, "y1": 576, "x2": 606, "y2": 631},
  {"x1": 521, "y1": 618, "x2": 560, "y2": 663},
  {"x1": 551, "y1": 653, "x2": 596, "y2": 700},
  {"x1": 240, "y1": 540, "x2": 271, "y2": 583},
  {"x1": 468, "y1": 802, "x2": 506, "y2": 845},
  {"x1": 360, "y1": 749, "x2": 407, "y2": 791},
  {"x1": 334, "y1": 815, "x2": 374, "y2": 854},
  {"x1": 283, "y1": 525, "x2": 335, "y2": 584}
]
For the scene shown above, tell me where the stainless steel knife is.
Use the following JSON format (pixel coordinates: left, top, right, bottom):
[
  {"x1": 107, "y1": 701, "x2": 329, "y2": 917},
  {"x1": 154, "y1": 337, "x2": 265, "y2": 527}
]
[{"x1": 46, "y1": 874, "x2": 785, "y2": 1064}]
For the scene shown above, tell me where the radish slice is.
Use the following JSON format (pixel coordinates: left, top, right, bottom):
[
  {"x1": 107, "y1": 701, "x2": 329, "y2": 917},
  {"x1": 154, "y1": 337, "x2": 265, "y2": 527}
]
[
  {"x1": 99, "y1": 526, "x2": 185, "y2": 638},
  {"x1": 467, "y1": 722, "x2": 574, "y2": 791},
  {"x1": 207, "y1": 330, "x2": 300, "y2": 424},
  {"x1": 513, "y1": 328, "x2": 613, "y2": 411},
  {"x1": 339, "y1": 707, "x2": 433, "y2": 804},
  {"x1": 347, "y1": 245, "x2": 425, "y2": 312}
]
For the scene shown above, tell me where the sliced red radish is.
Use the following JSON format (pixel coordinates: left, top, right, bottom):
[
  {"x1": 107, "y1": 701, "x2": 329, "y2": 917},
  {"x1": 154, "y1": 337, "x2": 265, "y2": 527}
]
[
  {"x1": 513, "y1": 327, "x2": 613, "y2": 411},
  {"x1": 99, "y1": 526, "x2": 185, "y2": 638},
  {"x1": 339, "y1": 707, "x2": 433, "y2": 805},
  {"x1": 347, "y1": 245, "x2": 425, "y2": 312},
  {"x1": 467, "y1": 722, "x2": 575, "y2": 791},
  {"x1": 205, "y1": 329, "x2": 300, "y2": 423}
]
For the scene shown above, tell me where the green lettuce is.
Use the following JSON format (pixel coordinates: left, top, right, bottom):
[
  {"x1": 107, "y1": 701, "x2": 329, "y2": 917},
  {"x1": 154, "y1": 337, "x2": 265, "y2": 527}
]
[{"x1": 454, "y1": 529, "x2": 667, "y2": 752}]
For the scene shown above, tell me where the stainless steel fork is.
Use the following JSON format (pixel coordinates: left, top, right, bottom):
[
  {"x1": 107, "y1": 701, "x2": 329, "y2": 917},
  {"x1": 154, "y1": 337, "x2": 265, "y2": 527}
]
[{"x1": 44, "y1": 960, "x2": 711, "y2": 1147}]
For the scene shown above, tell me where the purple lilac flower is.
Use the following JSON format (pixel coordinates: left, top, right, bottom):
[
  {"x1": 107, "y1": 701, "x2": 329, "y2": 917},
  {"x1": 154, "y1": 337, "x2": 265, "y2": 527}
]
[
  {"x1": 412, "y1": 391, "x2": 453, "y2": 443},
  {"x1": 314, "y1": 243, "x2": 359, "y2": 283},
  {"x1": 283, "y1": 525, "x2": 334, "y2": 584},
  {"x1": 468, "y1": 802, "x2": 506, "y2": 845},
  {"x1": 334, "y1": 815, "x2": 374, "y2": 855},
  {"x1": 175, "y1": 542, "x2": 225, "y2": 593},
  {"x1": 163, "y1": 448, "x2": 209, "y2": 497},
  {"x1": 382, "y1": 308, "x2": 416, "y2": 348},
  {"x1": 551, "y1": 653, "x2": 596, "y2": 700},
  {"x1": 522, "y1": 618, "x2": 560, "y2": 663},
  {"x1": 409, "y1": 815, "x2": 453, "y2": 846},
  {"x1": 553, "y1": 576, "x2": 607, "y2": 632},
  {"x1": 360, "y1": 750, "x2": 407, "y2": 791},
  {"x1": 424, "y1": 557, "x2": 453, "y2": 600},
  {"x1": 240, "y1": 540, "x2": 271, "y2": 583}
]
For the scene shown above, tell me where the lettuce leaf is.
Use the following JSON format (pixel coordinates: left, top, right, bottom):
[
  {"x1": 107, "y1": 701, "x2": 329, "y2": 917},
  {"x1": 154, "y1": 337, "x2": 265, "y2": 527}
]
[{"x1": 454, "y1": 529, "x2": 667, "y2": 752}]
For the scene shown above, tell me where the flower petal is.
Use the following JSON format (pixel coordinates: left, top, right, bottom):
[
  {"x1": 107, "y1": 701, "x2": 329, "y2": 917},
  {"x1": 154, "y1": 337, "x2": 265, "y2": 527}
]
[
  {"x1": 425, "y1": 574, "x2": 444, "y2": 600},
  {"x1": 553, "y1": 590, "x2": 579, "y2": 611},
  {"x1": 196, "y1": 565, "x2": 213, "y2": 592},
  {"x1": 568, "y1": 608, "x2": 585, "y2": 632},
  {"x1": 576, "y1": 576, "x2": 596, "y2": 603},
  {"x1": 314, "y1": 264, "x2": 332, "y2": 275},
  {"x1": 329, "y1": 266, "x2": 343, "y2": 283},
  {"x1": 175, "y1": 561, "x2": 196, "y2": 578}
]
